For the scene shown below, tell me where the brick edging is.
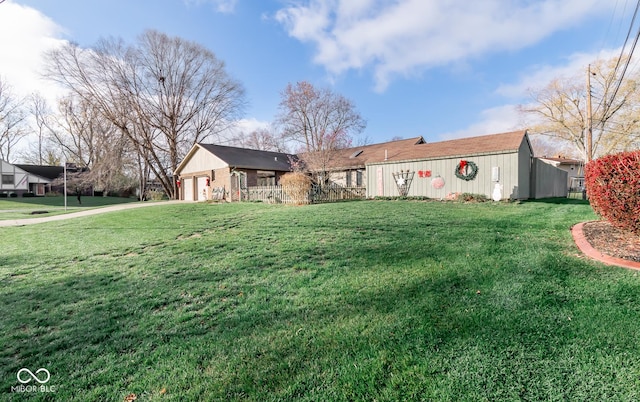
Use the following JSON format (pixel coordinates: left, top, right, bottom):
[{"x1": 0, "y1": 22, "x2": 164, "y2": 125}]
[{"x1": 571, "y1": 221, "x2": 640, "y2": 271}]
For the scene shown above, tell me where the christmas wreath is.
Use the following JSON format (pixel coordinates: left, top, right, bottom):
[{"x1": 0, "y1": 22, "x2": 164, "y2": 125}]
[{"x1": 455, "y1": 160, "x2": 478, "y2": 181}]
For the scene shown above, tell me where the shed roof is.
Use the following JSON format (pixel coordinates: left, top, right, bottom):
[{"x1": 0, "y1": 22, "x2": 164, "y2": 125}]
[
  {"x1": 195, "y1": 144, "x2": 296, "y2": 171},
  {"x1": 368, "y1": 130, "x2": 529, "y2": 165}
]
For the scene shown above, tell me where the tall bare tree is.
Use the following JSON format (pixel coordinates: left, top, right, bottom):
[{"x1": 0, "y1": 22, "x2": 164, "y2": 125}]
[
  {"x1": 44, "y1": 30, "x2": 246, "y2": 198},
  {"x1": 0, "y1": 78, "x2": 27, "y2": 162},
  {"x1": 520, "y1": 56, "x2": 640, "y2": 162},
  {"x1": 277, "y1": 81, "x2": 366, "y2": 184},
  {"x1": 42, "y1": 94, "x2": 133, "y2": 195},
  {"x1": 229, "y1": 127, "x2": 289, "y2": 152}
]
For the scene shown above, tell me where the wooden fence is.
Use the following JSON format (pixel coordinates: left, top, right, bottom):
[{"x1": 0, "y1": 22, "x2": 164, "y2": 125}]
[{"x1": 245, "y1": 185, "x2": 366, "y2": 204}]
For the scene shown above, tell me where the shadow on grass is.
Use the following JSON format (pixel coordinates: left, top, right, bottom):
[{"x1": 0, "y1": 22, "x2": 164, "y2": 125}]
[{"x1": 523, "y1": 197, "x2": 590, "y2": 206}]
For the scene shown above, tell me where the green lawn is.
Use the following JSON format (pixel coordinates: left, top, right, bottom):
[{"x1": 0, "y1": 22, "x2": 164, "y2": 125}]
[
  {"x1": 2, "y1": 199, "x2": 639, "y2": 401},
  {"x1": 0, "y1": 196, "x2": 138, "y2": 220}
]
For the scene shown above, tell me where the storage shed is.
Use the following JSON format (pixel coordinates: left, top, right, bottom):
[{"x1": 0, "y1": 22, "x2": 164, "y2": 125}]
[{"x1": 366, "y1": 131, "x2": 567, "y2": 200}]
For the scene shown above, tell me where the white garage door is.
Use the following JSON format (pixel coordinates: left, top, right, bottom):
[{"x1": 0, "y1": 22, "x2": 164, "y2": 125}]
[
  {"x1": 197, "y1": 177, "x2": 208, "y2": 201},
  {"x1": 183, "y1": 178, "x2": 193, "y2": 201}
]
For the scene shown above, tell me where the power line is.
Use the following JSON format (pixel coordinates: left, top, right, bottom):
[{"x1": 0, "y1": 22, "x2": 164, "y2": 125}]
[{"x1": 594, "y1": 0, "x2": 640, "y2": 121}]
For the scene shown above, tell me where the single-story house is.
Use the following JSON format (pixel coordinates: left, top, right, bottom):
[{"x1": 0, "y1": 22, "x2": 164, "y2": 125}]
[
  {"x1": 300, "y1": 136, "x2": 426, "y2": 187},
  {"x1": 175, "y1": 143, "x2": 297, "y2": 201},
  {"x1": 365, "y1": 130, "x2": 568, "y2": 200},
  {"x1": 1, "y1": 160, "x2": 62, "y2": 196}
]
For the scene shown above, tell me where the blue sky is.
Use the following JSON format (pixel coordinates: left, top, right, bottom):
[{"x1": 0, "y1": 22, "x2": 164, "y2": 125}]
[{"x1": 0, "y1": 0, "x2": 635, "y2": 146}]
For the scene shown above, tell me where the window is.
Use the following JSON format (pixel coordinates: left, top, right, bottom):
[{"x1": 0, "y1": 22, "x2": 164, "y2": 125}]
[
  {"x1": 345, "y1": 171, "x2": 352, "y2": 187},
  {"x1": 2, "y1": 175, "x2": 14, "y2": 185},
  {"x1": 356, "y1": 171, "x2": 363, "y2": 187},
  {"x1": 256, "y1": 170, "x2": 276, "y2": 186}
]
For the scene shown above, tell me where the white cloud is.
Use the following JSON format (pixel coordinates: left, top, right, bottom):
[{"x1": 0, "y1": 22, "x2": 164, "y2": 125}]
[
  {"x1": 0, "y1": 1, "x2": 67, "y2": 102},
  {"x1": 275, "y1": 0, "x2": 613, "y2": 92},
  {"x1": 183, "y1": 0, "x2": 238, "y2": 14},
  {"x1": 439, "y1": 47, "x2": 625, "y2": 141},
  {"x1": 496, "y1": 48, "x2": 623, "y2": 99},
  {"x1": 438, "y1": 104, "x2": 524, "y2": 140}
]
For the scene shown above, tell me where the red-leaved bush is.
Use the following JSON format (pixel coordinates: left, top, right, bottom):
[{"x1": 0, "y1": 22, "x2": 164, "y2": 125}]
[{"x1": 585, "y1": 150, "x2": 640, "y2": 233}]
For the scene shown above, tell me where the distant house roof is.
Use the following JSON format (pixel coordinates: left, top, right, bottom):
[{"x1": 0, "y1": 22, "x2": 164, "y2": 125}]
[
  {"x1": 15, "y1": 164, "x2": 64, "y2": 181},
  {"x1": 185, "y1": 143, "x2": 297, "y2": 172},
  {"x1": 305, "y1": 136, "x2": 426, "y2": 170},
  {"x1": 368, "y1": 130, "x2": 530, "y2": 165},
  {"x1": 539, "y1": 156, "x2": 583, "y2": 165}
]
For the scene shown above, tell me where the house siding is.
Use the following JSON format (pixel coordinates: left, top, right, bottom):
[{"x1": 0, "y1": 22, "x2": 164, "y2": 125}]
[
  {"x1": 366, "y1": 151, "x2": 524, "y2": 200},
  {"x1": 181, "y1": 148, "x2": 227, "y2": 173},
  {"x1": 0, "y1": 160, "x2": 30, "y2": 193}
]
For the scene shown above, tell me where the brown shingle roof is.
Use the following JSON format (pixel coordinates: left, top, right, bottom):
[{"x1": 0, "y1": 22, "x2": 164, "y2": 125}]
[
  {"x1": 314, "y1": 136, "x2": 425, "y2": 170},
  {"x1": 369, "y1": 130, "x2": 529, "y2": 165}
]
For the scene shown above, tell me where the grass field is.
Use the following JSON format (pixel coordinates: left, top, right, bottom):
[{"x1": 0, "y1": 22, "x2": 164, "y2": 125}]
[
  {"x1": 2, "y1": 199, "x2": 640, "y2": 401},
  {"x1": 0, "y1": 196, "x2": 138, "y2": 220}
]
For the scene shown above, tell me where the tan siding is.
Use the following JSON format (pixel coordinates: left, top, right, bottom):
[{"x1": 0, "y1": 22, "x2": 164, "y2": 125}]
[{"x1": 180, "y1": 147, "x2": 227, "y2": 174}]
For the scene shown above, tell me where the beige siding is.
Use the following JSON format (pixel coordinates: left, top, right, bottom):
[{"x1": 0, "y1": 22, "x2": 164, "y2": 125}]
[
  {"x1": 367, "y1": 151, "x2": 523, "y2": 200},
  {"x1": 180, "y1": 147, "x2": 227, "y2": 173}
]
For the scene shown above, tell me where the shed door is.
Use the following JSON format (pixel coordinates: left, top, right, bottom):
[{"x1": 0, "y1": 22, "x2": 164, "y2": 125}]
[
  {"x1": 197, "y1": 177, "x2": 208, "y2": 201},
  {"x1": 183, "y1": 178, "x2": 194, "y2": 201}
]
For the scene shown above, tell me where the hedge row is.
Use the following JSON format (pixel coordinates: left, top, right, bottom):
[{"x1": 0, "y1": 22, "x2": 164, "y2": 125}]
[{"x1": 585, "y1": 150, "x2": 640, "y2": 234}]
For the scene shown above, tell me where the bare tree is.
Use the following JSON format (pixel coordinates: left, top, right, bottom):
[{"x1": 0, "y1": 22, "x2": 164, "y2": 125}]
[
  {"x1": 44, "y1": 30, "x2": 246, "y2": 198},
  {"x1": 43, "y1": 95, "x2": 133, "y2": 195},
  {"x1": 229, "y1": 127, "x2": 289, "y2": 152},
  {"x1": 0, "y1": 78, "x2": 27, "y2": 162},
  {"x1": 520, "y1": 56, "x2": 640, "y2": 162},
  {"x1": 277, "y1": 81, "x2": 366, "y2": 184}
]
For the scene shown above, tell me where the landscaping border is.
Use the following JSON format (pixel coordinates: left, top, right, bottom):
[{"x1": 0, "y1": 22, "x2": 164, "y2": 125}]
[{"x1": 571, "y1": 221, "x2": 640, "y2": 270}]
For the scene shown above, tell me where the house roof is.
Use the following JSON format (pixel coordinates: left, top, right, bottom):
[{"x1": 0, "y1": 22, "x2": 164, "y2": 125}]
[
  {"x1": 368, "y1": 130, "x2": 529, "y2": 165},
  {"x1": 15, "y1": 164, "x2": 64, "y2": 181},
  {"x1": 539, "y1": 156, "x2": 583, "y2": 165},
  {"x1": 195, "y1": 143, "x2": 296, "y2": 171},
  {"x1": 307, "y1": 136, "x2": 426, "y2": 170}
]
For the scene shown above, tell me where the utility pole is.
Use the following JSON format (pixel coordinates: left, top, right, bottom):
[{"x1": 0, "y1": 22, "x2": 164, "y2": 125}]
[{"x1": 586, "y1": 64, "x2": 594, "y2": 162}]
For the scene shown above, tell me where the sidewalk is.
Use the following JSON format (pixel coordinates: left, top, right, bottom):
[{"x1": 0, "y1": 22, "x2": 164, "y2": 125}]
[{"x1": 0, "y1": 201, "x2": 182, "y2": 227}]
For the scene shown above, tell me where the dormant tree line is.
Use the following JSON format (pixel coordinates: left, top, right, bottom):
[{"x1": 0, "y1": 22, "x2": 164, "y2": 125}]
[
  {"x1": 1, "y1": 30, "x2": 366, "y2": 198},
  {"x1": 2, "y1": 29, "x2": 637, "y2": 199}
]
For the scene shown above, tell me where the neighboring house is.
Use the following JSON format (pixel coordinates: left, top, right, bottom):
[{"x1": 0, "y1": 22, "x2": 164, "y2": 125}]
[
  {"x1": 16, "y1": 164, "x2": 64, "y2": 195},
  {"x1": 175, "y1": 143, "x2": 297, "y2": 201},
  {"x1": 538, "y1": 156, "x2": 584, "y2": 191},
  {"x1": 1, "y1": 161, "x2": 62, "y2": 196},
  {"x1": 365, "y1": 130, "x2": 568, "y2": 200},
  {"x1": 301, "y1": 136, "x2": 426, "y2": 187}
]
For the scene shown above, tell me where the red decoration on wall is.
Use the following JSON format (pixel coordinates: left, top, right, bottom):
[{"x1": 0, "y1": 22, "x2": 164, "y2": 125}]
[
  {"x1": 176, "y1": 180, "x2": 181, "y2": 188},
  {"x1": 417, "y1": 170, "x2": 432, "y2": 178},
  {"x1": 459, "y1": 160, "x2": 467, "y2": 173},
  {"x1": 206, "y1": 177, "x2": 210, "y2": 186}
]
